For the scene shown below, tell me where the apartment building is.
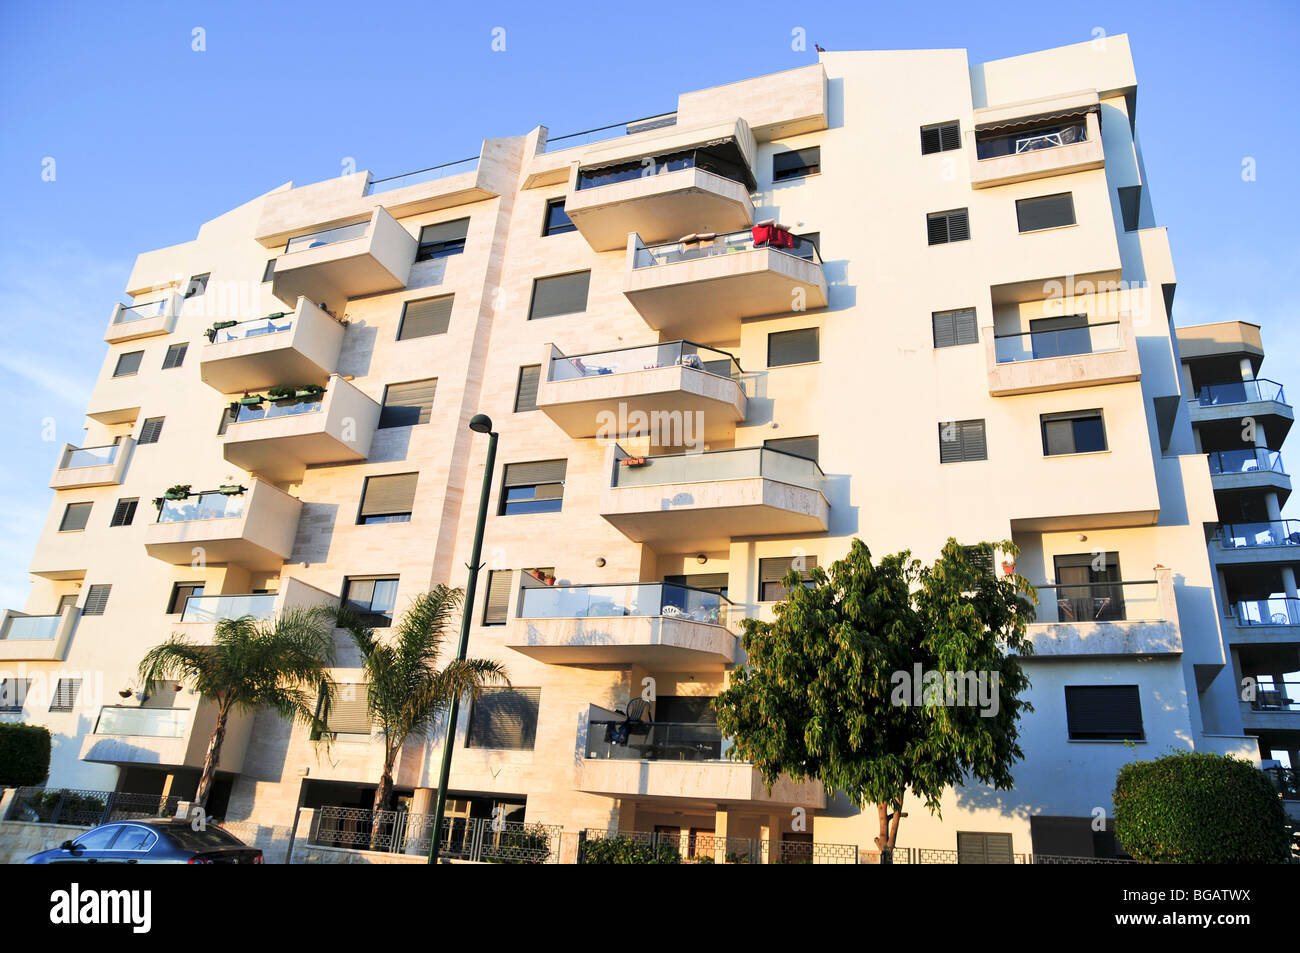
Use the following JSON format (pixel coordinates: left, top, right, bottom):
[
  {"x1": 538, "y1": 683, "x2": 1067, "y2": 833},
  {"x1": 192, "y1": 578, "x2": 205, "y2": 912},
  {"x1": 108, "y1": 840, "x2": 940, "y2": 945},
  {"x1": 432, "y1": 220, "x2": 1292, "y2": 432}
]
[{"x1": 0, "y1": 34, "x2": 1268, "y2": 860}]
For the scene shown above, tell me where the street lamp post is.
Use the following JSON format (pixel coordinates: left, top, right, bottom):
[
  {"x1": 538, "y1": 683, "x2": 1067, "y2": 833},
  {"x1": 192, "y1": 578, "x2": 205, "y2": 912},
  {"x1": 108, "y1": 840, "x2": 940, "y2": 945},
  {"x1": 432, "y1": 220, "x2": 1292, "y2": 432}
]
[{"x1": 427, "y1": 413, "x2": 497, "y2": 863}]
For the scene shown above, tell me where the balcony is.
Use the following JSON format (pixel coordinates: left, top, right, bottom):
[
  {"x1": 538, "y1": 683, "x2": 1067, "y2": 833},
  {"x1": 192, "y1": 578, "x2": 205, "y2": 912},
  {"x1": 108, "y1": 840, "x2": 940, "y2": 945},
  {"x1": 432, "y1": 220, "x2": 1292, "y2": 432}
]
[
  {"x1": 984, "y1": 317, "x2": 1141, "y2": 397},
  {"x1": 143, "y1": 479, "x2": 302, "y2": 571},
  {"x1": 199, "y1": 297, "x2": 345, "y2": 394},
  {"x1": 1224, "y1": 599, "x2": 1300, "y2": 660},
  {"x1": 48, "y1": 438, "x2": 134, "y2": 490},
  {"x1": 1214, "y1": 521, "x2": 1300, "y2": 566},
  {"x1": 968, "y1": 92, "x2": 1104, "y2": 189},
  {"x1": 269, "y1": 207, "x2": 417, "y2": 308},
  {"x1": 505, "y1": 582, "x2": 737, "y2": 668},
  {"x1": 1208, "y1": 448, "x2": 1291, "y2": 500},
  {"x1": 1023, "y1": 573, "x2": 1181, "y2": 657},
  {"x1": 600, "y1": 445, "x2": 828, "y2": 551},
  {"x1": 579, "y1": 705, "x2": 824, "y2": 808},
  {"x1": 220, "y1": 376, "x2": 380, "y2": 482},
  {"x1": 174, "y1": 578, "x2": 338, "y2": 644},
  {"x1": 1189, "y1": 379, "x2": 1293, "y2": 438},
  {"x1": 536, "y1": 341, "x2": 746, "y2": 442},
  {"x1": 81, "y1": 699, "x2": 250, "y2": 773},
  {"x1": 564, "y1": 119, "x2": 756, "y2": 252},
  {"x1": 1240, "y1": 681, "x2": 1300, "y2": 734},
  {"x1": 0, "y1": 604, "x2": 79, "y2": 662},
  {"x1": 624, "y1": 229, "x2": 827, "y2": 341},
  {"x1": 103, "y1": 290, "x2": 181, "y2": 344}
]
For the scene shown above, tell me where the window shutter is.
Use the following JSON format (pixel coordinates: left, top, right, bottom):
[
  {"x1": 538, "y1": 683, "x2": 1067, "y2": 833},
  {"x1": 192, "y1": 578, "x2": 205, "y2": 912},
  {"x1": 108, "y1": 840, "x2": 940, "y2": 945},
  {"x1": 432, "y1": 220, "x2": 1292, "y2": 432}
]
[
  {"x1": 114, "y1": 351, "x2": 143, "y2": 376},
  {"x1": 960, "y1": 420, "x2": 987, "y2": 461},
  {"x1": 529, "y1": 272, "x2": 590, "y2": 320},
  {"x1": 958, "y1": 832, "x2": 1013, "y2": 864},
  {"x1": 927, "y1": 214, "x2": 949, "y2": 245},
  {"x1": 933, "y1": 308, "x2": 977, "y2": 348},
  {"x1": 483, "y1": 570, "x2": 513, "y2": 625},
  {"x1": 60, "y1": 502, "x2": 92, "y2": 532},
  {"x1": 162, "y1": 343, "x2": 188, "y2": 369},
  {"x1": 772, "y1": 147, "x2": 820, "y2": 180},
  {"x1": 939, "y1": 122, "x2": 961, "y2": 151},
  {"x1": 50, "y1": 678, "x2": 81, "y2": 711},
  {"x1": 379, "y1": 379, "x2": 437, "y2": 428},
  {"x1": 110, "y1": 498, "x2": 138, "y2": 527},
  {"x1": 398, "y1": 296, "x2": 454, "y2": 340},
  {"x1": 360, "y1": 473, "x2": 418, "y2": 517},
  {"x1": 0, "y1": 679, "x2": 30, "y2": 709},
  {"x1": 947, "y1": 209, "x2": 970, "y2": 242},
  {"x1": 768, "y1": 328, "x2": 819, "y2": 367},
  {"x1": 327, "y1": 684, "x2": 371, "y2": 735},
  {"x1": 1016, "y1": 193, "x2": 1076, "y2": 232},
  {"x1": 920, "y1": 126, "x2": 941, "y2": 155},
  {"x1": 1065, "y1": 686, "x2": 1143, "y2": 740},
  {"x1": 138, "y1": 417, "x2": 165, "y2": 444},
  {"x1": 83, "y1": 585, "x2": 111, "y2": 616},
  {"x1": 418, "y1": 218, "x2": 469, "y2": 246},
  {"x1": 467, "y1": 687, "x2": 540, "y2": 749},
  {"x1": 502, "y1": 460, "x2": 567, "y2": 487},
  {"x1": 932, "y1": 312, "x2": 957, "y2": 348},
  {"x1": 1043, "y1": 418, "x2": 1076, "y2": 456},
  {"x1": 515, "y1": 365, "x2": 541, "y2": 412}
]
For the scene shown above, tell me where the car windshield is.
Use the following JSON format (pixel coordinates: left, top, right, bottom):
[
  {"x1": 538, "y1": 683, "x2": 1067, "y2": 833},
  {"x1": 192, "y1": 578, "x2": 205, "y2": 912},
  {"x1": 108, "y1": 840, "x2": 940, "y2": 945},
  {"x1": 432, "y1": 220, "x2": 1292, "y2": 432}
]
[{"x1": 165, "y1": 826, "x2": 245, "y2": 850}]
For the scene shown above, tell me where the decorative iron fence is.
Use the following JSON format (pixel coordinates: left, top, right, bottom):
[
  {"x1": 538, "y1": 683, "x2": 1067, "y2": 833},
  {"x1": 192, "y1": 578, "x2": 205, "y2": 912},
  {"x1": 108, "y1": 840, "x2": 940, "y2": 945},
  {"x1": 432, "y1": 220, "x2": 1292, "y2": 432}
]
[
  {"x1": 310, "y1": 807, "x2": 560, "y2": 863},
  {"x1": 892, "y1": 847, "x2": 1137, "y2": 864},
  {"x1": 580, "y1": 829, "x2": 860, "y2": 864},
  {"x1": 7, "y1": 787, "x2": 180, "y2": 826}
]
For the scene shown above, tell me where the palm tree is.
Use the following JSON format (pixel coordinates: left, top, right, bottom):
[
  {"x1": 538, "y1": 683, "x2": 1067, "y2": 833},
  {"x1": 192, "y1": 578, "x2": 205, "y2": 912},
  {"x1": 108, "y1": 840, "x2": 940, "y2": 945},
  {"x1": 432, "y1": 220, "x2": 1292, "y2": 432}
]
[
  {"x1": 333, "y1": 586, "x2": 508, "y2": 820},
  {"x1": 138, "y1": 607, "x2": 336, "y2": 808}
]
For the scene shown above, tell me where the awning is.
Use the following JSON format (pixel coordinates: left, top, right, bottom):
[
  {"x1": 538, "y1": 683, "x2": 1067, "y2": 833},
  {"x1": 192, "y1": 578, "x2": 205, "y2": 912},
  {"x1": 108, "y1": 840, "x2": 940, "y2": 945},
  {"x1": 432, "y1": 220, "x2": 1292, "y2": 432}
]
[{"x1": 975, "y1": 104, "x2": 1098, "y2": 134}]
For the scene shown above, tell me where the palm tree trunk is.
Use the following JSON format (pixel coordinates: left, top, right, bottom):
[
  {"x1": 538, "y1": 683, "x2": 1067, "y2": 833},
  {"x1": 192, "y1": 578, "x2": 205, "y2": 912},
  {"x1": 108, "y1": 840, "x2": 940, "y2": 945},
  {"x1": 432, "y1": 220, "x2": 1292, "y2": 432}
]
[
  {"x1": 368, "y1": 747, "x2": 398, "y2": 850},
  {"x1": 196, "y1": 703, "x2": 230, "y2": 808}
]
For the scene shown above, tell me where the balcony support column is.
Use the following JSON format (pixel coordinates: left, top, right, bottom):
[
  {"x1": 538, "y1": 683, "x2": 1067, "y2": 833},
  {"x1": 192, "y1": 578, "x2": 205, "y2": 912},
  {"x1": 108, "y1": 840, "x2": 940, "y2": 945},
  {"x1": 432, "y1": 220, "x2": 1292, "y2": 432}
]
[
  {"x1": 760, "y1": 812, "x2": 783, "y2": 863},
  {"x1": 1282, "y1": 567, "x2": 1299, "y2": 601},
  {"x1": 713, "y1": 804, "x2": 730, "y2": 864},
  {"x1": 407, "y1": 788, "x2": 436, "y2": 855},
  {"x1": 1253, "y1": 421, "x2": 1269, "y2": 451},
  {"x1": 1240, "y1": 357, "x2": 1256, "y2": 382},
  {"x1": 1266, "y1": 491, "x2": 1283, "y2": 522}
]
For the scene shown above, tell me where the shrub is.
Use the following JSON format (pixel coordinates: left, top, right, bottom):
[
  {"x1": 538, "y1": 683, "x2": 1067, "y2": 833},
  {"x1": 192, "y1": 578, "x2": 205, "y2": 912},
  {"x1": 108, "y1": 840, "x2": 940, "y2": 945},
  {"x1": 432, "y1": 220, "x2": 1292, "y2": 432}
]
[
  {"x1": 484, "y1": 824, "x2": 553, "y2": 864},
  {"x1": 581, "y1": 834, "x2": 680, "y2": 864},
  {"x1": 0, "y1": 723, "x2": 51, "y2": 786},
  {"x1": 1113, "y1": 751, "x2": 1290, "y2": 863}
]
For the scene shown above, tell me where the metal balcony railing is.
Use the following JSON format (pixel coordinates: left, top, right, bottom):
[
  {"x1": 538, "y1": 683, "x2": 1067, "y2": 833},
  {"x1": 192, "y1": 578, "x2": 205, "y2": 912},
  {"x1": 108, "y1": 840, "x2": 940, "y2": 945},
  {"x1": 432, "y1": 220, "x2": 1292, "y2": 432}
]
[
  {"x1": 363, "y1": 155, "x2": 480, "y2": 196},
  {"x1": 208, "y1": 313, "x2": 294, "y2": 344},
  {"x1": 548, "y1": 340, "x2": 742, "y2": 384},
  {"x1": 633, "y1": 228, "x2": 822, "y2": 268},
  {"x1": 1207, "y1": 448, "x2": 1285, "y2": 475},
  {"x1": 1193, "y1": 379, "x2": 1287, "y2": 407},
  {"x1": 586, "y1": 719, "x2": 724, "y2": 762},
  {"x1": 1029, "y1": 581, "x2": 1160, "y2": 624},
  {"x1": 992, "y1": 321, "x2": 1122, "y2": 364},
  {"x1": 1245, "y1": 681, "x2": 1300, "y2": 713},
  {"x1": 1232, "y1": 598, "x2": 1300, "y2": 626},
  {"x1": 1217, "y1": 521, "x2": 1300, "y2": 550},
  {"x1": 543, "y1": 111, "x2": 678, "y2": 154}
]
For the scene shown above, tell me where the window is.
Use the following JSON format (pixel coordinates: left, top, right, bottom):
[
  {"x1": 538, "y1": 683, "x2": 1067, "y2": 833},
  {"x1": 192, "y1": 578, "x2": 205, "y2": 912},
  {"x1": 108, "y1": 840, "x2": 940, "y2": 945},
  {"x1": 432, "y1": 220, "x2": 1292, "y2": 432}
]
[
  {"x1": 542, "y1": 198, "x2": 576, "y2": 236},
  {"x1": 167, "y1": 582, "x2": 205, "y2": 615},
  {"x1": 57, "y1": 593, "x2": 79, "y2": 613},
  {"x1": 1028, "y1": 314, "x2": 1090, "y2": 359},
  {"x1": 379, "y1": 379, "x2": 437, "y2": 428},
  {"x1": 184, "y1": 273, "x2": 209, "y2": 298},
  {"x1": 483, "y1": 570, "x2": 513, "y2": 625},
  {"x1": 956, "y1": 832, "x2": 1014, "y2": 864},
  {"x1": 357, "y1": 473, "x2": 417, "y2": 524},
  {"x1": 760, "y1": 556, "x2": 818, "y2": 602},
  {"x1": 500, "y1": 460, "x2": 566, "y2": 515},
  {"x1": 341, "y1": 577, "x2": 399, "y2": 627},
  {"x1": 138, "y1": 417, "x2": 165, "y2": 445},
  {"x1": 773, "y1": 147, "x2": 820, "y2": 181},
  {"x1": 514, "y1": 365, "x2": 541, "y2": 413},
  {"x1": 1065, "y1": 685, "x2": 1144, "y2": 741},
  {"x1": 921, "y1": 121, "x2": 961, "y2": 155},
  {"x1": 162, "y1": 343, "x2": 188, "y2": 369},
  {"x1": 59, "y1": 502, "x2": 92, "y2": 532},
  {"x1": 415, "y1": 218, "x2": 469, "y2": 262},
  {"x1": 113, "y1": 351, "x2": 144, "y2": 377},
  {"x1": 1041, "y1": 410, "x2": 1107, "y2": 455},
  {"x1": 467, "y1": 687, "x2": 540, "y2": 750},
  {"x1": 768, "y1": 328, "x2": 819, "y2": 367},
  {"x1": 262, "y1": 259, "x2": 276, "y2": 283},
  {"x1": 932, "y1": 308, "x2": 978, "y2": 348},
  {"x1": 397, "y1": 295, "x2": 454, "y2": 340},
  {"x1": 938, "y1": 419, "x2": 987, "y2": 463},
  {"x1": 72, "y1": 825, "x2": 122, "y2": 850},
  {"x1": 322, "y1": 683, "x2": 371, "y2": 738},
  {"x1": 528, "y1": 271, "x2": 590, "y2": 320},
  {"x1": 50, "y1": 678, "x2": 81, "y2": 712},
  {"x1": 1016, "y1": 193, "x2": 1076, "y2": 232},
  {"x1": 927, "y1": 209, "x2": 970, "y2": 245},
  {"x1": 0, "y1": 678, "x2": 30, "y2": 712},
  {"x1": 1054, "y1": 552, "x2": 1125, "y2": 623},
  {"x1": 112, "y1": 826, "x2": 158, "y2": 852},
  {"x1": 110, "y1": 498, "x2": 138, "y2": 527},
  {"x1": 764, "y1": 436, "x2": 819, "y2": 464},
  {"x1": 1118, "y1": 185, "x2": 1142, "y2": 232},
  {"x1": 962, "y1": 545, "x2": 996, "y2": 578},
  {"x1": 83, "y1": 584, "x2": 112, "y2": 616}
]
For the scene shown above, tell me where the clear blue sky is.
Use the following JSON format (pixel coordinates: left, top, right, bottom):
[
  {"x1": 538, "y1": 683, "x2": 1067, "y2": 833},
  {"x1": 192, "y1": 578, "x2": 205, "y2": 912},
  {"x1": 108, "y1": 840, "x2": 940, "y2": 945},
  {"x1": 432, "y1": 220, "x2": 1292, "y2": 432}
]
[{"x1": 1, "y1": 0, "x2": 1297, "y2": 609}]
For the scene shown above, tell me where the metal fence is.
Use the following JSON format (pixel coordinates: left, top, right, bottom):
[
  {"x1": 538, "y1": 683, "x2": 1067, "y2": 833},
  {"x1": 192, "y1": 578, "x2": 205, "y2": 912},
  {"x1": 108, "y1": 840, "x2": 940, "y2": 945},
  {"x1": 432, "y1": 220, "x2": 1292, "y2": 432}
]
[
  {"x1": 310, "y1": 806, "x2": 561, "y2": 863},
  {"x1": 581, "y1": 829, "x2": 861, "y2": 864},
  {"x1": 892, "y1": 847, "x2": 1137, "y2": 864},
  {"x1": 7, "y1": 787, "x2": 180, "y2": 826}
]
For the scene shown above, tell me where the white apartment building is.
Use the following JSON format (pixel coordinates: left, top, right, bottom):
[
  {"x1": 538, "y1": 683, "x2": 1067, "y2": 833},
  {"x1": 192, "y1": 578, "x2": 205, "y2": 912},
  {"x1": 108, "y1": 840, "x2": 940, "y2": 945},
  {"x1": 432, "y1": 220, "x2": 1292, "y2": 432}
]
[{"x1": 0, "y1": 34, "x2": 1272, "y2": 861}]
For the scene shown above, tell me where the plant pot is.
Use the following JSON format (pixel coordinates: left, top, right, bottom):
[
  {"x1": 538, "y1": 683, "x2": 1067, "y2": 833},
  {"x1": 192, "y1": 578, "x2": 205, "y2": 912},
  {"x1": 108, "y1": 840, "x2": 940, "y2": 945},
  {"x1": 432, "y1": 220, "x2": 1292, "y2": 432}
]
[
  {"x1": 1002, "y1": 562, "x2": 1016, "y2": 576},
  {"x1": 218, "y1": 485, "x2": 245, "y2": 496},
  {"x1": 239, "y1": 395, "x2": 265, "y2": 406}
]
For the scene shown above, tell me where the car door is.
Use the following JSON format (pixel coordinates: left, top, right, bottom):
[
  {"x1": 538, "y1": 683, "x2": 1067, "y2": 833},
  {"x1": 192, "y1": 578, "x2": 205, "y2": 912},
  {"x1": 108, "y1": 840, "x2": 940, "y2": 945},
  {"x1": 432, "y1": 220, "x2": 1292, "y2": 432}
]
[
  {"x1": 101, "y1": 823, "x2": 159, "y2": 864},
  {"x1": 49, "y1": 824, "x2": 124, "y2": 863}
]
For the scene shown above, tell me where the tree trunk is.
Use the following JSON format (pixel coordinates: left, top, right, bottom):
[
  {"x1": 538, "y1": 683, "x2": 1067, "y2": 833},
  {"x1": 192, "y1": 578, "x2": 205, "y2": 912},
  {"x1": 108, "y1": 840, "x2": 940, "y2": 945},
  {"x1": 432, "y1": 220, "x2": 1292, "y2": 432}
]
[
  {"x1": 369, "y1": 748, "x2": 397, "y2": 851},
  {"x1": 873, "y1": 797, "x2": 906, "y2": 863},
  {"x1": 195, "y1": 703, "x2": 230, "y2": 809}
]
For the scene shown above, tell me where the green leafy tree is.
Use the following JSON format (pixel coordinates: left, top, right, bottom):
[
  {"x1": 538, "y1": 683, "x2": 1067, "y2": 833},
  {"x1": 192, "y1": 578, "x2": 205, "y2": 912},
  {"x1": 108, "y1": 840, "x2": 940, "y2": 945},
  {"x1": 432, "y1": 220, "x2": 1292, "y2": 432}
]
[
  {"x1": 138, "y1": 607, "x2": 337, "y2": 807},
  {"x1": 332, "y1": 586, "x2": 508, "y2": 820},
  {"x1": 1113, "y1": 751, "x2": 1290, "y2": 863},
  {"x1": 714, "y1": 538, "x2": 1035, "y2": 855},
  {"x1": 0, "y1": 723, "x2": 51, "y2": 786}
]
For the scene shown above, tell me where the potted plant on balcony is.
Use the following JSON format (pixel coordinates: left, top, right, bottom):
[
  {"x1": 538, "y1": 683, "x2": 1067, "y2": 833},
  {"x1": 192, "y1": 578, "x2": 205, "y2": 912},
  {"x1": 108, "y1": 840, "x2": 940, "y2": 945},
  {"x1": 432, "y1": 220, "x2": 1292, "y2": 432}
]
[
  {"x1": 238, "y1": 393, "x2": 265, "y2": 407},
  {"x1": 163, "y1": 484, "x2": 191, "y2": 501},
  {"x1": 294, "y1": 384, "x2": 325, "y2": 400},
  {"x1": 1002, "y1": 560, "x2": 1016, "y2": 576},
  {"x1": 205, "y1": 319, "x2": 238, "y2": 343},
  {"x1": 218, "y1": 484, "x2": 246, "y2": 496}
]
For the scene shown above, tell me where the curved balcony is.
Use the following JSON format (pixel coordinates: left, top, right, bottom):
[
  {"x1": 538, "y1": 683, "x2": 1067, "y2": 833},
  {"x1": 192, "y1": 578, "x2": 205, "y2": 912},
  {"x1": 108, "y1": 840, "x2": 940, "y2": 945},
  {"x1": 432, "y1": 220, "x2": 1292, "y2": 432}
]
[
  {"x1": 199, "y1": 297, "x2": 345, "y2": 394},
  {"x1": 536, "y1": 341, "x2": 746, "y2": 442},
  {"x1": 505, "y1": 582, "x2": 737, "y2": 668}
]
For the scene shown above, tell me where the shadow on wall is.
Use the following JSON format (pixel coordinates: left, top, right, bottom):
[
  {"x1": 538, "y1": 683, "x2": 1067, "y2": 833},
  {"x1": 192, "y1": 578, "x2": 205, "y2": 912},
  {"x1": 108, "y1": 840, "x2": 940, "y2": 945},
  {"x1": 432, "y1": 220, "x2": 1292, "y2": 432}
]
[
  {"x1": 337, "y1": 321, "x2": 377, "y2": 379},
  {"x1": 405, "y1": 258, "x2": 449, "y2": 291},
  {"x1": 292, "y1": 502, "x2": 340, "y2": 567},
  {"x1": 367, "y1": 426, "x2": 414, "y2": 464}
]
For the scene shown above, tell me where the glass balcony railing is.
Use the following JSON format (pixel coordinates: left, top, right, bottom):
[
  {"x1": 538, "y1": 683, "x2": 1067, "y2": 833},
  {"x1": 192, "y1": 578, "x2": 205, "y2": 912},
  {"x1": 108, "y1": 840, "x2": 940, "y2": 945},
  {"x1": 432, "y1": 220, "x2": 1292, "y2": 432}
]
[
  {"x1": 993, "y1": 321, "x2": 1122, "y2": 364},
  {"x1": 94, "y1": 706, "x2": 189, "y2": 738},
  {"x1": 1245, "y1": 681, "x2": 1300, "y2": 713},
  {"x1": 226, "y1": 393, "x2": 323, "y2": 426},
  {"x1": 577, "y1": 148, "x2": 747, "y2": 192},
  {"x1": 1233, "y1": 598, "x2": 1300, "y2": 626},
  {"x1": 519, "y1": 582, "x2": 732, "y2": 629},
  {"x1": 586, "y1": 719, "x2": 723, "y2": 762},
  {"x1": 1207, "y1": 448, "x2": 1285, "y2": 475},
  {"x1": 612, "y1": 446, "x2": 825, "y2": 494},
  {"x1": 60, "y1": 443, "x2": 120, "y2": 469},
  {"x1": 1030, "y1": 581, "x2": 1160, "y2": 624},
  {"x1": 157, "y1": 491, "x2": 246, "y2": 524},
  {"x1": 542, "y1": 112, "x2": 678, "y2": 154},
  {"x1": 975, "y1": 120, "x2": 1088, "y2": 160},
  {"x1": 1, "y1": 614, "x2": 63, "y2": 641},
  {"x1": 113, "y1": 299, "x2": 169, "y2": 324},
  {"x1": 180, "y1": 593, "x2": 277, "y2": 624},
  {"x1": 633, "y1": 228, "x2": 822, "y2": 269},
  {"x1": 364, "y1": 155, "x2": 480, "y2": 196},
  {"x1": 548, "y1": 341, "x2": 741, "y2": 384},
  {"x1": 1193, "y1": 379, "x2": 1287, "y2": 407},
  {"x1": 1217, "y1": 521, "x2": 1300, "y2": 550},
  {"x1": 209, "y1": 313, "x2": 294, "y2": 344},
  {"x1": 283, "y1": 220, "x2": 370, "y2": 254}
]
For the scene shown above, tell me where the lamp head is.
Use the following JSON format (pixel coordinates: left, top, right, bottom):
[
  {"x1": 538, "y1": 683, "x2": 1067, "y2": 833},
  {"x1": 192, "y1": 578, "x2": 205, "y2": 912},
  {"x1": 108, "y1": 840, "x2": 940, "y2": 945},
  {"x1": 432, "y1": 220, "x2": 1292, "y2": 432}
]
[{"x1": 469, "y1": 414, "x2": 493, "y2": 434}]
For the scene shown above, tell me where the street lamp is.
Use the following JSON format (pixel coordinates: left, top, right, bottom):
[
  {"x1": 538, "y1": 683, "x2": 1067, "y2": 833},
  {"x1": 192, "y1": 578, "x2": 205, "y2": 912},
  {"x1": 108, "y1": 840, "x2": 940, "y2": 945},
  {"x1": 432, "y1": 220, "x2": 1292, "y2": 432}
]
[{"x1": 428, "y1": 413, "x2": 497, "y2": 863}]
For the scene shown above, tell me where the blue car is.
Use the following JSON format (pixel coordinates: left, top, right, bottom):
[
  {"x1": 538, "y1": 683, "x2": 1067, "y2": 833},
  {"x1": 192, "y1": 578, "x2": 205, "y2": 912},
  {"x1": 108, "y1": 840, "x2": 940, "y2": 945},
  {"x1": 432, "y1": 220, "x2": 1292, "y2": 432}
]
[{"x1": 25, "y1": 818, "x2": 263, "y2": 864}]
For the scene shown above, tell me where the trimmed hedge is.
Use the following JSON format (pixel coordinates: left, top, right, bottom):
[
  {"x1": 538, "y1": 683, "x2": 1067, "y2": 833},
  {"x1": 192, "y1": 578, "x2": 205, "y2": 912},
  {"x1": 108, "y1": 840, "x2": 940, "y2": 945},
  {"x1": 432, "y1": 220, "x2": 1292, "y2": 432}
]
[
  {"x1": 581, "y1": 835, "x2": 680, "y2": 864},
  {"x1": 1113, "y1": 751, "x2": 1289, "y2": 863},
  {"x1": 0, "y1": 723, "x2": 51, "y2": 787}
]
